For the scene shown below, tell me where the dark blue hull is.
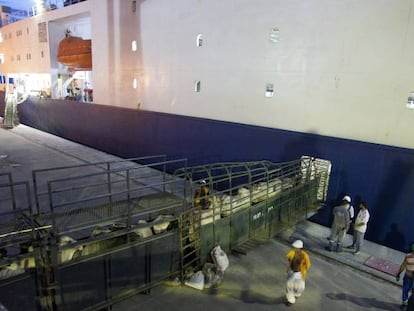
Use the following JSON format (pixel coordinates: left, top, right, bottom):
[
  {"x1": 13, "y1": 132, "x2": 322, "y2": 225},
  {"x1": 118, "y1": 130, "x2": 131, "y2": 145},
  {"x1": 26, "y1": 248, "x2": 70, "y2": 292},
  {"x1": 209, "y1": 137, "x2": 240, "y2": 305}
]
[{"x1": 5, "y1": 95, "x2": 414, "y2": 253}]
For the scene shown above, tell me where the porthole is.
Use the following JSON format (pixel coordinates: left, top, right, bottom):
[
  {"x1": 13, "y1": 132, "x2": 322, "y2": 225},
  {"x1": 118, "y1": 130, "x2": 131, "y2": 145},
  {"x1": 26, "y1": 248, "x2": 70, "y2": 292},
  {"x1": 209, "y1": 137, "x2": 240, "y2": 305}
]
[
  {"x1": 265, "y1": 83, "x2": 274, "y2": 97},
  {"x1": 194, "y1": 80, "x2": 201, "y2": 92},
  {"x1": 196, "y1": 34, "x2": 203, "y2": 47},
  {"x1": 407, "y1": 92, "x2": 414, "y2": 109},
  {"x1": 270, "y1": 28, "x2": 280, "y2": 43}
]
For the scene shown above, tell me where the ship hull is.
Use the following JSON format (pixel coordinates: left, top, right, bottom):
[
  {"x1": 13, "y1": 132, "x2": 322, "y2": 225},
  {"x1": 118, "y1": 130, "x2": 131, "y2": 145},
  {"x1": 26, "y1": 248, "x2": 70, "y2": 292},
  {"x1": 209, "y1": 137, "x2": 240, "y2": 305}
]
[{"x1": 11, "y1": 96, "x2": 414, "y2": 253}]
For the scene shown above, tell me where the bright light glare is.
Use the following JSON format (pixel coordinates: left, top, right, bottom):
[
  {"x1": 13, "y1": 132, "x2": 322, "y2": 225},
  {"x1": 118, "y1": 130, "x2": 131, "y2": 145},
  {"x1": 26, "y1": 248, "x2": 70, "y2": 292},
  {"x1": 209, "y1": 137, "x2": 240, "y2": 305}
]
[
  {"x1": 35, "y1": 0, "x2": 46, "y2": 14},
  {"x1": 131, "y1": 40, "x2": 137, "y2": 51}
]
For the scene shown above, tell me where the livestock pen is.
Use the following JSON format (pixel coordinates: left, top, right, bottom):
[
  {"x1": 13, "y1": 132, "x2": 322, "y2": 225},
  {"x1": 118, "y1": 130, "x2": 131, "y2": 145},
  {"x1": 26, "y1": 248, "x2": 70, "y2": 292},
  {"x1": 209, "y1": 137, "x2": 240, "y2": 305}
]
[{"x1": 0, "y1": 155, "x2": 331, "y2": 311}]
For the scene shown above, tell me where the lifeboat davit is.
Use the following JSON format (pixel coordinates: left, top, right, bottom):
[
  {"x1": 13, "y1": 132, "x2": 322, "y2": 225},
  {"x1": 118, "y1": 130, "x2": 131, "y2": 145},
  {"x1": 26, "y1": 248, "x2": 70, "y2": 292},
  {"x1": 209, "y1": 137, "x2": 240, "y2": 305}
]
[{"x1": 57, "y1": 35, "x2": 92, "y2": 71}]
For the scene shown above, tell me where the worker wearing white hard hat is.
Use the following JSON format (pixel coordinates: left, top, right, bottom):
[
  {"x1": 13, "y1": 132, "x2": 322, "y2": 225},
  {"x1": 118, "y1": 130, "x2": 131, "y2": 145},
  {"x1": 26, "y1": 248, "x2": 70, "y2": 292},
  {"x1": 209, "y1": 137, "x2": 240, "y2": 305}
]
[
  {"x1": 327, "y1": 197, "x2": 352, "y2": 252},
  {"x1": 285, "y1": 240, "x2": 311, "y2": 306},
  {"x1": 343, "y1": 195, "x2": 354, "y2": 221}
]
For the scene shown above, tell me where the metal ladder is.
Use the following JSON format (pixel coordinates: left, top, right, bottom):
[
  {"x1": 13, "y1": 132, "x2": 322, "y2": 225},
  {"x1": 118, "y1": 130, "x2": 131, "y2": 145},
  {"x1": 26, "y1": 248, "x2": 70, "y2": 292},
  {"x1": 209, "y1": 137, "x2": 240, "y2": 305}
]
[
  {"x1": 11, "y1": 213, "x2": 62, "y2": 311},
  {"x1": 179, "y1": 207, "x2": 202, "y2": 281},
  {"x1": 33, "y1": 231, "x2": 62, "y2": 311}
]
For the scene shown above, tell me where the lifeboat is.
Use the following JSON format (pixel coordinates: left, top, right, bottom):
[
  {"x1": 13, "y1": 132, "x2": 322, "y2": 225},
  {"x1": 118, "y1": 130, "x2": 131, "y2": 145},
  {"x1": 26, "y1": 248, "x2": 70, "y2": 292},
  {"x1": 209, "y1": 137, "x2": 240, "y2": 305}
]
[{"x1": 57, "y1": 35, "x2": 92, "y2": 71}]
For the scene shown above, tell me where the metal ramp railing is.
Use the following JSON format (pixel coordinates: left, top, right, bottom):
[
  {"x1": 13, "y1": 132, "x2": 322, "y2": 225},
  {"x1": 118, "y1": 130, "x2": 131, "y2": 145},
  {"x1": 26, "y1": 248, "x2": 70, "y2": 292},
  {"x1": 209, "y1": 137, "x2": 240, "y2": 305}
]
[
  {"x1": 173, "y1": 156, "x2": 332, "y2": 264},
  {"x1": 31, "y1": 156, "x2": 188, "y2": 238},
  {"x1": 1, "y1": 155, "x2": 188, "y2": 311},
  {"x1": 0, "y1": 155, "x2": 332, "y2": 311},
  {"x1": 300, "y1": 155, "x2": 331, "y2": 202},
  {"x1": 0, "y1": 177, "x2": 54, "y2": 311},
  {"x1": 32, "y1": 155, "x2": 177, "y2": 214}
]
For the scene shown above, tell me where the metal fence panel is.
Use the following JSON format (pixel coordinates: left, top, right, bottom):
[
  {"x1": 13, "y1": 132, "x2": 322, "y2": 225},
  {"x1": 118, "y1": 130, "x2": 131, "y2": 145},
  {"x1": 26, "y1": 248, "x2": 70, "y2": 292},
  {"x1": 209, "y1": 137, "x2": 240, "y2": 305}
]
[
  {"x1": 109, "y1": 245, "x2": 147, "y2": 297},
  {"x1": 0, "y1": 274, "x2": 38, "y2": 311},
  {"x1": 229, "y1": 209, "x2": 250, "y2": 248},
  {"x1": 249, "y1": 201, "x2": 268, "y2": 236},
  {"x1": 199, "y1": 217, "x2": 231, "y2": 264},
  {"x1": 59, "y1": 258, "x2": 106, "y2": 311}
]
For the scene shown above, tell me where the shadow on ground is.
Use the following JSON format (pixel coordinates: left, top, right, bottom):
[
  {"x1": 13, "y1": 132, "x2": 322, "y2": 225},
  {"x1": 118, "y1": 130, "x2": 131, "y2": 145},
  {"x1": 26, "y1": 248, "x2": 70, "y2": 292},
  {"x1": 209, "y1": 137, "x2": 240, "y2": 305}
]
[
  {"x1": 326, "y1": 293, "x2": 400, "y2": 310},
  {"x1": 209, "y1": 287, "x2": 286, "y2": 305}
]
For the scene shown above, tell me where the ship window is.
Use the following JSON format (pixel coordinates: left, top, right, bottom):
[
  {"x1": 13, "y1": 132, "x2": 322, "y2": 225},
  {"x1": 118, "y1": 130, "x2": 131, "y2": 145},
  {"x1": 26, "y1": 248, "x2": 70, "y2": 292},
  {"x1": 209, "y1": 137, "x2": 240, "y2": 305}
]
[
  {"x1": 38, "y1": 22, "x2": 47, "y2": 43},
  {"x1": 196, "y1": 34, "x2": 203, "y2": 47},
  {"x1": 270, "y1": 28, "x2": 280, "y2": 43},
  {"x1": 131, "y1": 40, "x2": 137, "y2": 51},
  {"x1": 0, "y1": 54, "x2": 4, "y2": 64},
  {"x1": 265, "y1": 83, "x2": 274, "y2": 97},
  {"x1": 194, "y1": 80, "x2": 201, "y2": 92},
  {"x1": 41, "y1": 51, "x2": 44, "y2": 58},
  {"x1": 132, "y1": 78, "x2": 138, "y2": 89},
  {"x1": 16, "y1": 55, "x2": 21, "y2": 61},
  {"x1": 27, "y1": 27, "x2": 29, "y2": 34},
  {"x1": 0, "y1": 32, "x2": 3, "y2": 43},
  {"x1": 407, "y1": 92, "x2": 414, "y2": 109}
]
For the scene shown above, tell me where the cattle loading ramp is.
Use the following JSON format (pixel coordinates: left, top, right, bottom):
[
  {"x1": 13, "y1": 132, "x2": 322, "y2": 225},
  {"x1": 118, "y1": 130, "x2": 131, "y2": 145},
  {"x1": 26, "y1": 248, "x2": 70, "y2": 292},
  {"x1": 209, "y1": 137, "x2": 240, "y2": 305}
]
[{"x1": 0, "y1": 155, "x2": 331, "y2": 311}]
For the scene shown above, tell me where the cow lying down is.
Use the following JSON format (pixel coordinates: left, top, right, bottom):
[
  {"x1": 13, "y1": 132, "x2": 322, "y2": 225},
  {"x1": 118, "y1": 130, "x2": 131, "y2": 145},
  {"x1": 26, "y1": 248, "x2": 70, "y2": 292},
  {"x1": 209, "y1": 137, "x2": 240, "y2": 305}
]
[{"x1": 0, "y1": 235, "x2": 83, "y2": 281}]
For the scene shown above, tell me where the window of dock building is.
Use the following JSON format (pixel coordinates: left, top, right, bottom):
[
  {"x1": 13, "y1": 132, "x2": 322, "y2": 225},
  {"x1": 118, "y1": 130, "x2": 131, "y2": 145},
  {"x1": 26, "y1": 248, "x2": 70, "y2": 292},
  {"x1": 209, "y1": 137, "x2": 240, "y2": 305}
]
[
  {"x1": 132, "y1": 40, "x2": 137, "y2": 51},
  {"x1": 38, "y1": 22, "x2": 47, "y2": 43}
]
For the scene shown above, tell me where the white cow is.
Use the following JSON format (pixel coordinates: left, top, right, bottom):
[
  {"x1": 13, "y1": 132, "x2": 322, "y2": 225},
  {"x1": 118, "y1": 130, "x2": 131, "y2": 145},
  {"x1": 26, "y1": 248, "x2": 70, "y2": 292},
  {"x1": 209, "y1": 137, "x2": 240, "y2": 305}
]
[{"x1": 59, "y1": 235, "x2": 83, "y2": 264}]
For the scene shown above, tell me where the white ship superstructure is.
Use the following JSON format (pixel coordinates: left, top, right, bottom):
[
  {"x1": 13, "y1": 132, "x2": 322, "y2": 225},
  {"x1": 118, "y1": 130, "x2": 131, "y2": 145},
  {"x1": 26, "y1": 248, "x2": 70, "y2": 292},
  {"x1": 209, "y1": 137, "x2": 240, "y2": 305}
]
[{"x1": 0, "y1": 0, "x2": 413, "y2": 148}]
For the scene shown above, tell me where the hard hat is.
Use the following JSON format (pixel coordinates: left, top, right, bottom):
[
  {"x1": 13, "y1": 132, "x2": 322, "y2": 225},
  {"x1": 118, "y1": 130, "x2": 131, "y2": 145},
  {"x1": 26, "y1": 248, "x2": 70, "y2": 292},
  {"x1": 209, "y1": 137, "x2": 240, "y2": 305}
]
[
  {"x1": 292, "y1": 240, "x2": 303, "y2": 249},
  {"x1": 342, "y1": 195, "x2": 351, "y2": 203},
  {"x1": 200, "y1": 180, "x2": 207, "y2": 185}
]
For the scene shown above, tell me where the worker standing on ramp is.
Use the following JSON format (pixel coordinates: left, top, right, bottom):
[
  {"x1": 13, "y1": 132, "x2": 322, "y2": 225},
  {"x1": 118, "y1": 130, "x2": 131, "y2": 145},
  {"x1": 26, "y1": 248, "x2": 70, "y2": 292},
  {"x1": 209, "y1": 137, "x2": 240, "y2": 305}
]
[{"x1": 193, "y1": 180, "x2": 210, "y2": 209}]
